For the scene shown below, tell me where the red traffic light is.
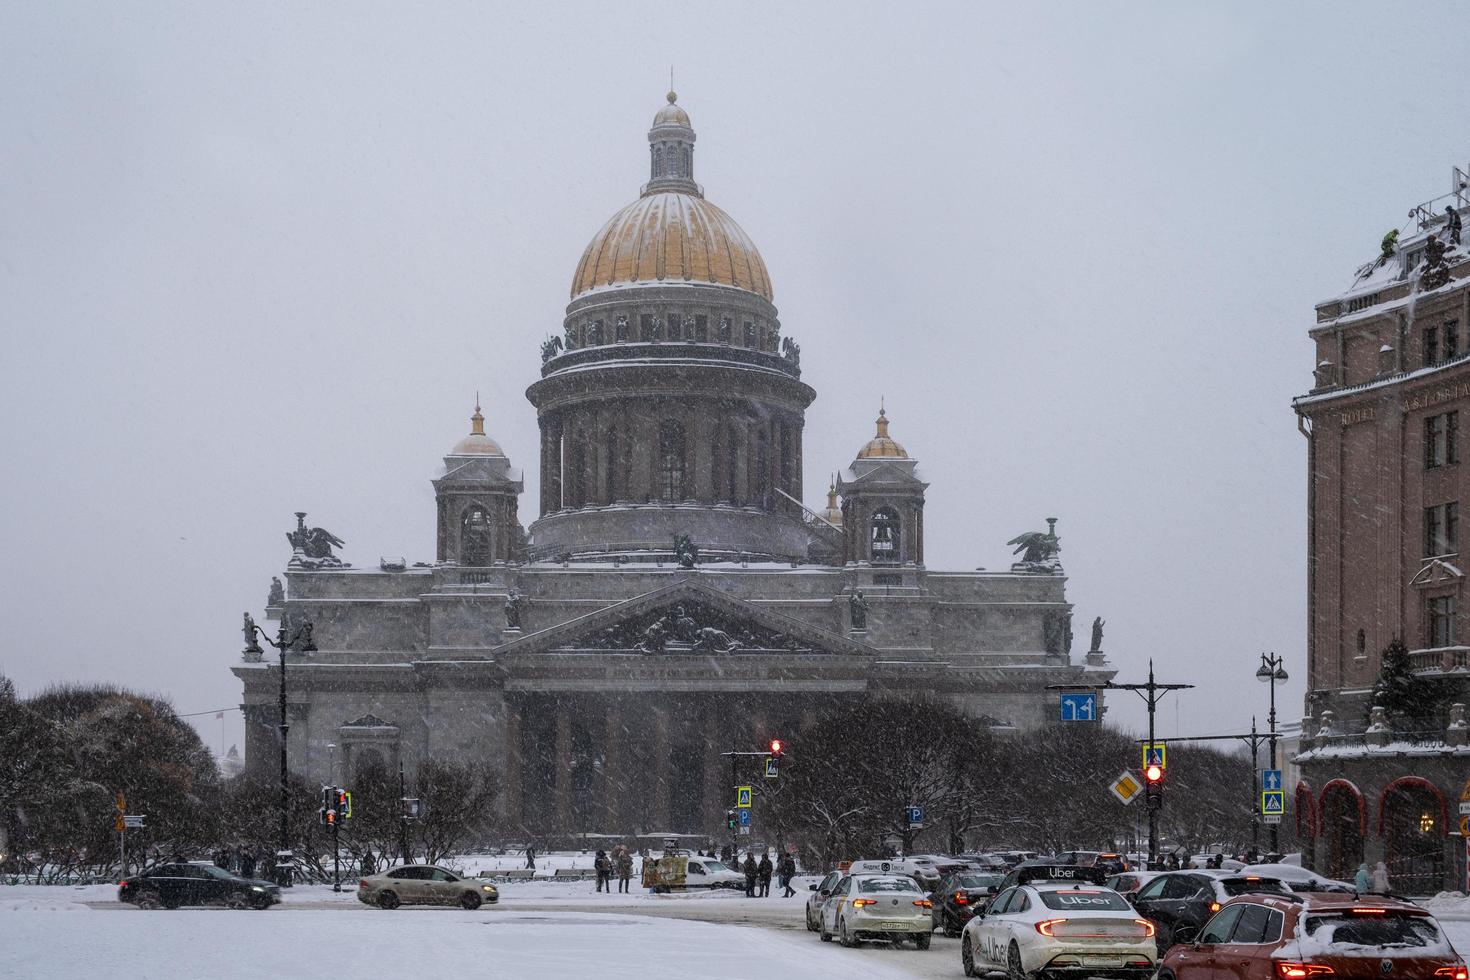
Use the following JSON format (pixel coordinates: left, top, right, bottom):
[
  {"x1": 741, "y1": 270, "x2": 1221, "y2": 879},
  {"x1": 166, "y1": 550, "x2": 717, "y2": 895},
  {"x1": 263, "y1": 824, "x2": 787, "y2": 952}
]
[
  {"x1": 769, "y1": 739, "x2": 783, "y2": 755},
  {"x1": 1145, "y1": 764, "x2": 1163, "y2": 783}
]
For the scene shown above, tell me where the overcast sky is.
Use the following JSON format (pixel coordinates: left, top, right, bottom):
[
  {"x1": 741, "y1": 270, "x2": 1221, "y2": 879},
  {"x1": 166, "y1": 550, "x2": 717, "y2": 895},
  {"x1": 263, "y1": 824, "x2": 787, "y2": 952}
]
[{"x1": 4, "y1": 2, "x2": 1467, "y2": 760}]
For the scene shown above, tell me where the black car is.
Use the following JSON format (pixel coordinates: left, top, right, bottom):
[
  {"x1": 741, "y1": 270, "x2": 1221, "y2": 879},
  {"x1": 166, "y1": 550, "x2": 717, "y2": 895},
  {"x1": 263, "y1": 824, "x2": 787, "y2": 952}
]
[
  {"x1": 1128, "y1": 870, "x2": 1290, "y2": 949},
  {"x1": 119, "y1": 862, "x2": 282, "y2": 910},
  {"x1": 930, "y1": 871, "x2": 1005, "y2": 936}
]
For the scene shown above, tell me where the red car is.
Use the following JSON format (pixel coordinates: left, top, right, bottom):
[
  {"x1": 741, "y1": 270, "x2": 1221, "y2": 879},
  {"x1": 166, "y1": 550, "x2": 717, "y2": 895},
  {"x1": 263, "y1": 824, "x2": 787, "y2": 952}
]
[{"x1": 1159, "y1": 892, "x2": 1466, "y2": 980}]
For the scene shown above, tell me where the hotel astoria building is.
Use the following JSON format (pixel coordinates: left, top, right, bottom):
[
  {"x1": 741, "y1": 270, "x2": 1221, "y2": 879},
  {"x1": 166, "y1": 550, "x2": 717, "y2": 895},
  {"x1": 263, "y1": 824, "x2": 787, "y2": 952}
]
[
  {"x1": 1293, "y1": 164, "x2": 1470, "y2": 892},
  {"x1": 233, "y1": 93, "x2": 1114, "y2": 839}
]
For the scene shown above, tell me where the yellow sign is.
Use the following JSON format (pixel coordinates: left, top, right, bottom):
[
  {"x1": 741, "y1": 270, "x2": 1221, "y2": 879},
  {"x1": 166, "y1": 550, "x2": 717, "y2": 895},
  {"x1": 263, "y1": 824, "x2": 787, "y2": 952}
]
[
  {"x1": 1460, "y1": 778, "x2": 1470, "y2": 801},
  {"x1": 736, "y1": 786, "x2": 752, "y2": 808},
  {"x1": 1110, "y1": 772, "x2": 1142, "y2": 805},
  {"x1": 1142, "y1": 744, "x2": 1167, "y2": 771},
  {"x1": 114, "y1": 816, "x2": 126, "y2": 833}
]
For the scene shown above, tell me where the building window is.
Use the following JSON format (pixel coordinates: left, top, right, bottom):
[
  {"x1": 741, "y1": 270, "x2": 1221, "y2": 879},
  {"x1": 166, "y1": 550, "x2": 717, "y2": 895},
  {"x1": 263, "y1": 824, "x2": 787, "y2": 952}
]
[
  {"x1": 743, "y1": 322, "x2": 756, "y2": 348},
  {"x1": 871, "y1": 507, "x2": 901, "y2": 562},
  {"x1": 1426, "y1": 411, "x2": 1459, "y2": 468},
  {"x1": 461, "y1": 505, "x2": 492, "y2": 566},
  {"x1": 659, "y1": 420, "x2": 685, "y2": 502},
  {"x1": 1356, "y1": 628, "x2": 1366, "y2": 656},
  {"x1": 694, "y1": 314, "x2": 708, "y2": 342},
  {"x1": 1446, "y1": 320, "x2": 1460, "y2": 361},
  {"x1": 1425, "y1": 501, "x2": 1460, "y2": 557},
  {"x1": 1424, "y1": 327, "x2": 1439, "y2": 367},
  {"x1": 1429, "y1": 595, "x2": 1457, "y2": 647}
]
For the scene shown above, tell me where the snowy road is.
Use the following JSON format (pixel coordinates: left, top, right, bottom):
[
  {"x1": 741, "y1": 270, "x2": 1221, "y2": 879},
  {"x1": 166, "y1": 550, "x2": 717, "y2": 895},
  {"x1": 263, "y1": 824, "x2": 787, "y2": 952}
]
[{"x1": 9, "y1": 884, "x2": 1470, "y2": 980}]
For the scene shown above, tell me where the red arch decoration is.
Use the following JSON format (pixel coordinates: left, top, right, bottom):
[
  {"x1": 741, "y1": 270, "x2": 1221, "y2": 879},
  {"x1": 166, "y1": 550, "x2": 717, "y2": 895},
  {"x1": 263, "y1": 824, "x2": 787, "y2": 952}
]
[
  {"x1": 1376, "y1": 775, "x2": 1449, "y2": 838},
  {"x1": 1318, "y1": 778, "x2": 1367, "y2": 837},
  {"x1": 1295, "y1": 780, "x2": 1316, "y2": 836}
]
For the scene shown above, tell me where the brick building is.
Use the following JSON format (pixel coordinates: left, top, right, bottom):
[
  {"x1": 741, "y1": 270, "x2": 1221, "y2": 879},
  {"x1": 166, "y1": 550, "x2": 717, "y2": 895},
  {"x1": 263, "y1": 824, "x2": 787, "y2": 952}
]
[{"x1": 1293, "y1": 164, "x2": 1470, "y2": 892}]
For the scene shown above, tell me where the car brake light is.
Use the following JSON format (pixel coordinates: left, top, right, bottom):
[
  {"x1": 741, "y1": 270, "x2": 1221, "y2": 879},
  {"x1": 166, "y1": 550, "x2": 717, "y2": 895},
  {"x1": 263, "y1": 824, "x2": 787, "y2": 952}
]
[
  {"x1": 358, "y1": 880, "x2": 370, "y2": 888},
  {"x1": 1037, "y1": 918, "x2": 1065, "y2": 936},
  {"x1": 1135, "y1": 919, "x2": 1156, "y2": 938},
  {"x1": 913, "y1": 899, "x2": 932, "y2": 908},
  {"x1": 1276, "y1": 964, "x2": 1335, "y2": 978},
  {"x1": 119, "y1": 880, "x2": 129, "y2": 888},
  {"x1": 851, "y1": 898, "x2": 876, "y2": 908},
  {"x1": 1434, "y1": 968, "x2": 1468, "y2": 980},
  {"x1": 1349, "y1": 908, "x2": 1387, "y2": 914},
  {"x1": 955, "y1": 891, "x2": 969, "y2": 905},
  {"x1": 1210, "y1": 902, "x2": 1221, "y2": 912}
]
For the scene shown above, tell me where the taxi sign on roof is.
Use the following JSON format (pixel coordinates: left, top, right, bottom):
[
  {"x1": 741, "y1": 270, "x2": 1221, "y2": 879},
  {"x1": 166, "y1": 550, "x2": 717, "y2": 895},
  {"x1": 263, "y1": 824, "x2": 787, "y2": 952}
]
[{"x1": 1016, "y1": 865, "x2": 1108, "y2": 886}]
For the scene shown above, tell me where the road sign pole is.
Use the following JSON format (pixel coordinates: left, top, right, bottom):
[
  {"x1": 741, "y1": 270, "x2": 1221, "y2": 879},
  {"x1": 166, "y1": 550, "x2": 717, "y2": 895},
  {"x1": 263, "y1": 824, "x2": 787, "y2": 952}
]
[
  {"x1": 1251, "y1": 718, "x2": 1260, "y2": 860},
  {"x1": 332, "y1": 800, "x2": 341, "y2": 892}
]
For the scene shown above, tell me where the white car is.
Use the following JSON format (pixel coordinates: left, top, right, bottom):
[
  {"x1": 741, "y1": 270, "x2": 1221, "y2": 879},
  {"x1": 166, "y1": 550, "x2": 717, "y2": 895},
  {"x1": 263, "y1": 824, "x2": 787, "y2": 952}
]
[
  {"x1": 1238, "y1": 863, "x2": 1354, "y2": 893},
  {"x1": 819, "y1": 873, "x2": 933, "y2": 949},
  {"x1": 806, "y1": 871, "x2": 846, "y2": 931},
  {"x1": 684, "y1": 857, "x2": 744, "y2": 889},
  {"x1": 960, "y1": 870, "x2": 1156, "y2": 979}
]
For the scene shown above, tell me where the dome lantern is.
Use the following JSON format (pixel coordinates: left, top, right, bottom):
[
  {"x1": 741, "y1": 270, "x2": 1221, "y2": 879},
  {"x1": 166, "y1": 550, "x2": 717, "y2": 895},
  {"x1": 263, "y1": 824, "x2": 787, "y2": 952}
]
[
  {"x1": 856, "y1": 403, "x2": 909, "y2": 460},
  {"x1": 643, "y1": 90, "x2": 700, "y2": 198}
]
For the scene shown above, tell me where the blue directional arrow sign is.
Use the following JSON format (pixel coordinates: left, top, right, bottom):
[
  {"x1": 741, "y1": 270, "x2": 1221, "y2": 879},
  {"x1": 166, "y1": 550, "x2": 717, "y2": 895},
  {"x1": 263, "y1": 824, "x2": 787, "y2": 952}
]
[
  {"x1": 1060, "y1": 693, "x2": 1097, "y2": 722},
  {"x1": 1261, "y1": 790, "x2": 1286, "y2": 816},
  {"x1": 1262, "y1": 769, "x2": 1282, "y2": 792},
  {"x1": 738, "y1": 808, "x2": 751, "y2": 827}
]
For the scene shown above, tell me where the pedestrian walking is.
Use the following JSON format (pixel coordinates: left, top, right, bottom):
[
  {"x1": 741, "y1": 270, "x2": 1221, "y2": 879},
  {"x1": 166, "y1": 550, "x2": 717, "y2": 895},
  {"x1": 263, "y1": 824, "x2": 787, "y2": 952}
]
[
  {"x1": 615, "y1": 844, "x2": 633, "y2": 893},
  {"x1": 240, "y1": 850, "x2": 257, "y2": 880},
  {"x1": 594, "y1": 849, "x2": 612, "y2": 893},
  {"x1": 742, "y1": 853, "x2": 758, "y2": 897},
  {"x1": 1371, "y1": 861, "x2": 1390, "y2": 894},
  {"x1": 757, "y1": 853, "x2": 773, "y2": 897},
  {"x1": 778, "y1": 854, "x2": 797, "y2": 897},
  {"x1": 1354, "y1": 862, "x2": 1370, "y2": 894}
]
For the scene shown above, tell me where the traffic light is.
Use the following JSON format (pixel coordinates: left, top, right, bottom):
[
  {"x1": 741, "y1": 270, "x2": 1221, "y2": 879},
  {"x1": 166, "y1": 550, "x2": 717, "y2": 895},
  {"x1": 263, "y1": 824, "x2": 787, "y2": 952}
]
[
  {"x1": 1145, "y1": 764, "x2": 1163, "y2": 783},
  {"x1": 334, "y1": 788, "x2": 351, "y2": 820},
  {"x1": 1144, "y1": 763, "x2": 1164, "y2": 812},
  {"x1": 768, "y1": 738, "x2": 783, "y2": 759},
  {"x1": 726, "y1": 809, "x2": 737, "y2": 830}
]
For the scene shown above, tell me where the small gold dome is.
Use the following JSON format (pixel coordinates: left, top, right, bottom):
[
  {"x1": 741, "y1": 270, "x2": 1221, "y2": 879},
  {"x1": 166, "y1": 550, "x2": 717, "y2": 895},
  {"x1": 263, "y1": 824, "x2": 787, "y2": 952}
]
[
  {"x1": 856, "y1": 406, "x2": 908, "y2": 459},
  {"x1": 653, "y1": 91, "x2": 690, "y2": 127},
  {"x1": 570, "y1": 191, "x2": 773, "y2": 300},
  {"x1": 449, "y1": 400, "x2": 505, "y2": 457}
]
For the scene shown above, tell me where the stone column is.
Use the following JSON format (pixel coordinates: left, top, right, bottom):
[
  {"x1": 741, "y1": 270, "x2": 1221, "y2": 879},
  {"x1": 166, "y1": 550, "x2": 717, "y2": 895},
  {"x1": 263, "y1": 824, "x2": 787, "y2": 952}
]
[
  {"x1": 554, "y1": 701, "x2": 572, "y2": 832},
  {"x1": 603, "y1": 703, "x2": 623, "y2": 830},
  {"x1": 503, "y1": 701, "x2": 522, "y2": 828},
  {"x1": 651, "y1": 703, "x2": 670, "y2": 829},
  {"x1": 703, "y1": 719, "x2": 725, "y2": 831}
]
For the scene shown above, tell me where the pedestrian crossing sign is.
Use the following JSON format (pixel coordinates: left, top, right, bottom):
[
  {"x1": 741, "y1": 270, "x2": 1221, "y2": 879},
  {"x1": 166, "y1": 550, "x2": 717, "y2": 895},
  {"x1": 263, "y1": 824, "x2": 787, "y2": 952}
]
[
  {"x1": 736, "y1": 786, "x2": 752, "y2": 808},
  {"x1": 1261, "y1": 789, "x2": 1285, "y2": 816},
  {"x1": 1142, "y1": 744, "x2": 1166, "y2": 771}
]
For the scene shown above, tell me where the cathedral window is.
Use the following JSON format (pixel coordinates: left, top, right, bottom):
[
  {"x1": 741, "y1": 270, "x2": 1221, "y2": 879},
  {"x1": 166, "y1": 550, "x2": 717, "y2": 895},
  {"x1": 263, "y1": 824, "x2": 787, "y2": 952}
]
[
  {"x1": 461, "y1": 505, "x2": 492, "y2": 566},
  {"x1": 718, "y1": 317, "x2": 731, "y2": 343},
  {"x1": 659, "y1": 420, "x2": 686, "y2": 502},
  {"x1": 652, "y1": 145, "x2": 663, "y2": 178},
  {"x1": 640, "y1": 314, "x2": 654, "y2": 341},
  {"x1": 871, "y1": 507, "x2": 901, "y2": 562},
  {"x1": 695, "y1": 315, "x2": 708, "y2": 342}
]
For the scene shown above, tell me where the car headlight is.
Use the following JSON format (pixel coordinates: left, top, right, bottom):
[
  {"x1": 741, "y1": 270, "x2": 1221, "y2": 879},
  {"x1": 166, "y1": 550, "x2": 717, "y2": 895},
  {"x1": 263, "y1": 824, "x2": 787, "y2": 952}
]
[
  {"x1": 482, "y1": 885, "x2": 496, "y2": 891},
  {"x1": 250, "y1": 886, "x2": 266, "y2": 892}
]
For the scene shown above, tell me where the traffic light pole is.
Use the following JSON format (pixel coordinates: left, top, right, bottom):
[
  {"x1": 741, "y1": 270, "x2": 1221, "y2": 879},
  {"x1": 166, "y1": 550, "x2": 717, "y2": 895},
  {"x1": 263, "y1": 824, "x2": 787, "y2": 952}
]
[
  {"x1": 333, "y1": 816, "x2": 341, "y2": 892},
  {"x1": 720, "y1": 743, "x2": 777, "y2": 860},
  {"x1": 1051, "y1": 659, "x2": 1193, "y2": 870}
]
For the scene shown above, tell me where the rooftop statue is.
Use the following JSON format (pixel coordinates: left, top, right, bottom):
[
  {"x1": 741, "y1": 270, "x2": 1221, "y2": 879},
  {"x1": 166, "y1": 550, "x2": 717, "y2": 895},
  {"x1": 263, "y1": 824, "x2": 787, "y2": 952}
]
[
  {"x1": 287, "y1": 511, "x2": 347, "y2": 568},
  {"x1": 1090, "y1": 616, "x2": 1105, "y2": 652},
  {"x1": 267, "y1": 576, "x2": 285, "y2": 608},
  {"x1": 541, "y1": 335, "x2": 563, "y2": 363}
]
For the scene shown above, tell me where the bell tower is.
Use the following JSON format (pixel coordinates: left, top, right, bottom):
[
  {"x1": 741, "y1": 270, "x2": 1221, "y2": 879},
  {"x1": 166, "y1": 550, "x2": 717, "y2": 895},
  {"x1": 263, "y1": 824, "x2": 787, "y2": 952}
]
[
  {"x1": 838, "y1": 406, "x2": 927, "y2": 566},
  {"x1": 432, "y1": 402, "x2": 524, "y2": 565}
]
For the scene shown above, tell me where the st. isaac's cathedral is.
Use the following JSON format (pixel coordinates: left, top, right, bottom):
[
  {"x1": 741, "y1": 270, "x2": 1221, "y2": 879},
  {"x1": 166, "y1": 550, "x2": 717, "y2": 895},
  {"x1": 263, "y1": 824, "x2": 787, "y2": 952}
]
[{"x1": 235, "y1": 93, "x2": 1113, "y2": 836}]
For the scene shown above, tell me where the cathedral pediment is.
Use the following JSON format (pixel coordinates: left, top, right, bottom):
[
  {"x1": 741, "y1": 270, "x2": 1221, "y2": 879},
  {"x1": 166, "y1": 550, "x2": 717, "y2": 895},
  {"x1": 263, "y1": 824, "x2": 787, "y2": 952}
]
[
  {"x1": 841, "y1": 460, "x2": 928, "y2": 490},
  {"x1": 495, "y1": 578, "x2": 871, "y2": 658}
]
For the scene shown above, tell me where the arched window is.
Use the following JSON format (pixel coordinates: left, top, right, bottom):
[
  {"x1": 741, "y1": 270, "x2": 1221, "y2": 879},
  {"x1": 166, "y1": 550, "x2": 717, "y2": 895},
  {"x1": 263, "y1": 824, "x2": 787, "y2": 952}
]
[
  {"x1": 461, "y1": 504, "x2": 492, "y2": 565},
  {"x1": 659, "y1": 420, "x2": 686, "y2": 502},
  {"x1": 871, "y1": 507, "x2": 901, "y2": 562},
  {"x1": 652, "y1": 145, "x2": 663, "y2": 177},
  {"x1": 605, "y1": 427, "x2": 621, "y2": 502}
]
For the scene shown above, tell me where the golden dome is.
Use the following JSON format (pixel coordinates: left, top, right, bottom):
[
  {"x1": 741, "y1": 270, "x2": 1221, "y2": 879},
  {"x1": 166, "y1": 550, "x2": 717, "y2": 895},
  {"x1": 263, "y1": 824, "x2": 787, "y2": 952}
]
[
  {"x1": 856, "y1": 406, "x2": 908, "y2": 459},
  {"x1": 653, "y1": 90, "x2": 690, "y2": 127},
  {"x1": 570, "y1": 191, "x2": 773, "y2": 301},
  {"x1": 449, "y1": 400, "x2": 505, "y2": 456}
]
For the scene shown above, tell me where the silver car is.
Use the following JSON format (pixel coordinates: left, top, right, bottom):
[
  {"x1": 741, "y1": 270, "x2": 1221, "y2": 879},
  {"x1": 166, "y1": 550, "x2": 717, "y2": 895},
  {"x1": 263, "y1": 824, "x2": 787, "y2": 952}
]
[
  {"x1": 819, "y1": 872, "x2": 933, "y2": 949},
  {"x1": 806, "y1": 871, "x2": 846, "y2": 931},
  {"x1": 357, "y1": 864, "x2": 500, "y2": 910}
]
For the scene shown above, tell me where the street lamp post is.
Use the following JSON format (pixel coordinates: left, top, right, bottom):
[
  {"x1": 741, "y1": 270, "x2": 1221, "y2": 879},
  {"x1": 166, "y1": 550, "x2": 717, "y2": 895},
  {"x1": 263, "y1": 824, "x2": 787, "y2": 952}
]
[
  {"x1": 244, "y1": 615, "x2": 317, "y2": 887},
  {"x1": 1256, "y1": 651, "x2": 1289, "y2": 855}
]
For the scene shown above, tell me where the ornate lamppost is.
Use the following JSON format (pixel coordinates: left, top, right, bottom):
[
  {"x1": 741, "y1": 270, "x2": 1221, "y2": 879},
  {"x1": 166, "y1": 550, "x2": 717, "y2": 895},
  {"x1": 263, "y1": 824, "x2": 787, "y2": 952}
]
[
  {"x1": 244, "y1": 614, "x2": 317, "y2": 886},
  {"x1": 1256, "y1": 651, "x2": 1289, "y2": 854}
]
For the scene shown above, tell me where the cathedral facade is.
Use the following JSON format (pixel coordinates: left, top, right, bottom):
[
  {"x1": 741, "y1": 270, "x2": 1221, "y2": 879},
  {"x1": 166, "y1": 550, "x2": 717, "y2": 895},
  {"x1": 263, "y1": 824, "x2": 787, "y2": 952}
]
[{"x1": 234, "y1": 93, "x2": 1112, "y2": 837}]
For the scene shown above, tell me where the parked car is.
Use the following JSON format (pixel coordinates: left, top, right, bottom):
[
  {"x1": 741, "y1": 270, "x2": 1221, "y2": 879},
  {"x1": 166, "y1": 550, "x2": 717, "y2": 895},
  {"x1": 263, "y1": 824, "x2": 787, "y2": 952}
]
[
  {"x1": 1237, "y1": 863, "x2": 1354, "y2": 893},
  {"x1": 932, "y1": 871, "x2": 1005, "y2": 936},
  {"x1": 960, "y1": 868, "x2": 1156, "y2": 979},
  {"x1": 1130, "y1": 870, "x2": 1292, "y2": 949},
  {"x1": 357, "y1": 864, "x2": 500, "y2": 909},
  {"x1": 1055, "y1": 851, "x2": 1130, "y2": 875},
  {"x1": 118, "y1": 862, "x2": 281, "y2": 910},
  {"x1": 818, "y1": 872, "x2": 934, "y2": 949},
  {"x1": 806, "y1": 871, "x2": 846, "y2": 931},
  {"x1": 1159, "y1": 892, "x2": 1467, "y2": 980},
  {"x1": 684, "y1": 857, "x2": 744, "y2": 889},
  {"x1": 1106, "y1": 870, "x2": 1161, "y2": 897}
]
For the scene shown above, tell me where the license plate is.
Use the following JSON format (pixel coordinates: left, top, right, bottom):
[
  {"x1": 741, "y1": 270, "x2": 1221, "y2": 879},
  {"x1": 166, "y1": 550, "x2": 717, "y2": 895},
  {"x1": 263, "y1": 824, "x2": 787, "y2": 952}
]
[
  {"x1": 1082, "y1": 957, "x2": 1121, "y2": 967},
  {"x1": 879, "y1": 921, "x2": 906, "y2": 930}
]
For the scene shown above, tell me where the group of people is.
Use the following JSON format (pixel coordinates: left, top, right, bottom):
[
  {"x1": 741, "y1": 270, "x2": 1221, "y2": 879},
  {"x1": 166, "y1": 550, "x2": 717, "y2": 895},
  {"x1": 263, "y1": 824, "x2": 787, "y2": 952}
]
[
  {"x1": 1354, "y1": 861, "x2": 1391, "y2": 894},
  {"x1": 592, "y1": 844, "x2": 636, "y2": 893},
  {"x1": 740, "y1": 852, "x2": 797, "y2": 898}
]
